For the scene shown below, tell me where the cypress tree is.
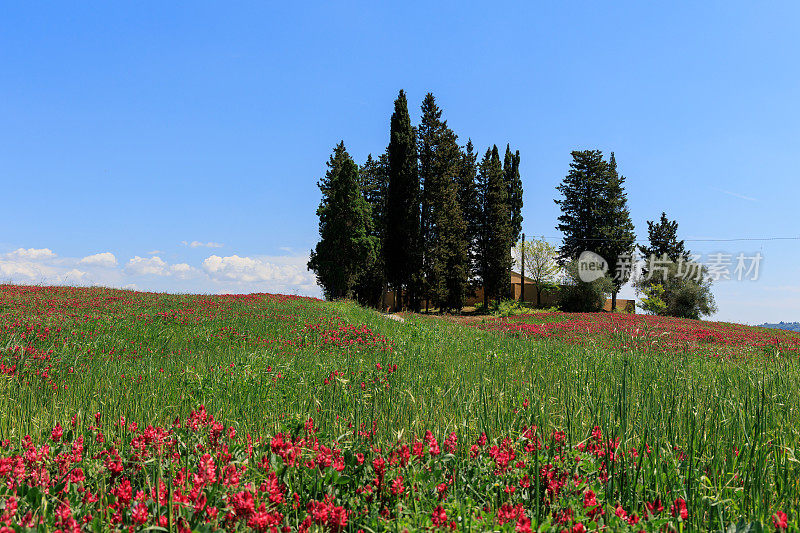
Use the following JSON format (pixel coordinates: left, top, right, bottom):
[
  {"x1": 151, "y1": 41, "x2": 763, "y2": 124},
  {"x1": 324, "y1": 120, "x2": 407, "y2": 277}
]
[
  {"x1": 417, "y1": 93, "x2": 439, "y2": 310},
  {"x1": 598, "y1": 152, "x2": 636, "y2": 310},
  {"x1": 432, "y1": 116, "x2": 468, "y2": 311},
  {"x1": 353, "y1": 152, "x2": 389, "y2": 307},
  {"x1": 504, "y1": 145, "x2": 524, "y2": 298},
  {"x1": 308, "y1": 142, "x2": 377, "y2": 300},
  {"x1": 417, "y1": 93, "x2": 469, "y2": 311},
  {"x1": 476, "y1": 146, "x2": 513, "y2": 307},
  {"x1": 458, "y1": 140, "x2": 480, "y2": 287},
  {"x1": 638, "y1": 212, "x2": 690, "y2": 262},
  {"x1": 555, "y1": 150, "x2": 608, "y2": 262},
  {"x1": 385, "y1": 90, "x2": 420, "y2": 310},
  {"x1": 504, "y1": 145, "x2": 524, "y2": 243}
]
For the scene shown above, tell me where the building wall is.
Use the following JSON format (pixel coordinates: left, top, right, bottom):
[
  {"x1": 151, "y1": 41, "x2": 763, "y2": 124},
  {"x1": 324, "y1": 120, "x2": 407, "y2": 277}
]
[
  {"x1": 512, "y1": 283, "x2": 560, "y2": 307},
  {"x1": 382, "y1": 283, "x2": 635, "y2": 313}
]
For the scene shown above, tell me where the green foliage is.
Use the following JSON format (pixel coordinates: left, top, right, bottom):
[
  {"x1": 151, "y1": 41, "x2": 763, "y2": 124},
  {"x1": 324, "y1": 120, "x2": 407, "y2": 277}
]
[
  {"x1": 385, "y1": 90, "x2": 421, "y2": 309},
  {"x1": 476, "y1": 146, "x2": 513, "y2": 305},
  {"x1": 457, "y1": 139, "x2": 480, "y2": 292},
  {"x1": 555, "y1": 150, "x2": 635, "y2": 310},
  {"x1": 503, "y1": 144, "x2": 524, "y2": 243},
  {"x1": 490, "y1": 298, "x2": 528, "y2": 317},
  {"x1": 555, "y1": 150, "x2": 609, "y2": 262},
  {"x1": 308, "y1": 142, "x2": 378, "y2": 300},
  {"x1": 321, "y1": 92, "x2": 525, "y2": 313},
  {"x1": 634, "y1": 212, "x2": 715, "y2": 319},
  {"x1": 597, "y1": 152, "x2": 636, "y2": 296},
  {"x1": 417, "y1": 93, "x2": 469, "y2": 312},
  {"x1": 514, "y1": 236, "x2": 560, "y2": 308},
  {"x1": 638, "y1": 212, "x2": 690, "y2": 263},
  {"x1": 354, "y1": 152, "x2": 390, "y2": 307},
  {"x1": 557, "y1": 260, "x2": 613, "y2": 312},
  {"x1": 639, "y1": 283, "x2": 668, "y2": 315},
  {"x1": 634, "y1": 256, "x2": 717, "y2": 320}
]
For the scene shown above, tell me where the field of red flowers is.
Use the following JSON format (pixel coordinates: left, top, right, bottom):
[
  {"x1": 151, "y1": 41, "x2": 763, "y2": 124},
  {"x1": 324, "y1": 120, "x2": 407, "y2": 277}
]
[
  {"x1": 0, "y1": 404, "x2": 712, "y2": 532},
  {"x1": 480, "y1": 312, "x2": 800, "y2": 357},
  {"x1": 0, "y1": 284, "x2": 797, "y2": 531}
]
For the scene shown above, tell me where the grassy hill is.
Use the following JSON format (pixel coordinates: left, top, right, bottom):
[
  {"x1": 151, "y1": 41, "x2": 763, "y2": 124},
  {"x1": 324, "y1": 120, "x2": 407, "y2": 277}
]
[{"x1": 0, "y1": 284, "x2": 798, "y2": 531}]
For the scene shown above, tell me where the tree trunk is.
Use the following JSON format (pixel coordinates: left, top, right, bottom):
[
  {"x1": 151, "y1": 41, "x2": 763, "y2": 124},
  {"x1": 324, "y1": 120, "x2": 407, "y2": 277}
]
[
  {"x1": 611, "y1": 291, "x2": 617, "y2": 312},
  {"x1": 536, "y1": 286, "x2": 541, "y2": 308},
  {"x1": 520, "y1": 233, "x2": 525, "y2": 303}
]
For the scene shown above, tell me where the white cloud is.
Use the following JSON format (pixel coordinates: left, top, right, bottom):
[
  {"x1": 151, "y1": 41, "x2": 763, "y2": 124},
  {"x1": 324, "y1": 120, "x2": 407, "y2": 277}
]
[
  {"x1": 169, "y1": 263, "x2": 198, "y2": 279},
  {"x1": 79, "y1": 252, "x2": 117, "y2": 267},
  {"x1": 0, "y1": 260, "x2": 47, "y2": 279},
  {"x1": 59, "y1": 269, "x2": 87, "y2": 282},
  {"x1": 126, "y1": 256, "x2": 169, "y2": 276},
  {"x1": 202, "y1": 254, "x2": 310, "y2": 284},
  {"x1": 0, "y1": 256, "x2": 85, "y2": 285},
  {"x1": 6, "y1": 248, "x2": 56, "y2": 260},
  {"x1": 1, "y1": 245, "x2": 320, "y2": 298},
  {"x1": 182, "y1": 241, "x2": 224, "y2": 248},
  {"x1": 147, "y1": 250, "x2": 164, "y2": 255},
  {"x1": 124, "y1": 257, "x2": 198, "y2": 279}
]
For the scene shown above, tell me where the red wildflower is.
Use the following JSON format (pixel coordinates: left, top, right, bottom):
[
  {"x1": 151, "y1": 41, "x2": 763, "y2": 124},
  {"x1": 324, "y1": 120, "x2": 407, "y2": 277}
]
[
  {"x1": 773, "y1": 511, "x2": 788, "y2": 530},
  {"x1": 50, "y1": 423, "x2": 63, "y2": 442},
  {"x1": 131, "y1": 502, "x2": 149, "y2": 524},
  {"x1": 431, "y1": 505, "x2": 448, "y2": 527},
  {"x1": 671, "y1": 497, "x2": 688, "y2": 520}
]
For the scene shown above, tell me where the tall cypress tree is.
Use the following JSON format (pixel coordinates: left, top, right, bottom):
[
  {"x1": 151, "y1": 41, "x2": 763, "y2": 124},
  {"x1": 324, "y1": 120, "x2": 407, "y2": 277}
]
[
  {"x1": 458, "y1": 140, "x2": 480, "y2": 297},
  {"x1": 353, "y1": 152, "x2": 389, "y2": 307},
  {"x1": 555, "y1": 150, "x2": 608, "y2": 262},
  {"x1": 308, "y1": 142, "x2": 377, "y2": 300},
  {"x1": 504, "y1": 145, "x2": 524, "y2": 243},
  {"x1": 598, "y1": 152, "x2": 636, "y2": 310},
  {"x1": 476, "y1": 146, "x2": 513, "y2": 307},
  {"x1": 417, "y1": 93, "x2": 468, "y2": 311},
  {"x1": 385, "y1": 90, "x2": 420, "y2": 310},
  {"x1": 432, "y1": 113, "x2": 468, "y2": 311},
  {"x1": 504, "y1": 145, "x2": 524, "y2": 297},
  {"x1": 417, "y1": 93, "x2": 440, "y2": 310}
]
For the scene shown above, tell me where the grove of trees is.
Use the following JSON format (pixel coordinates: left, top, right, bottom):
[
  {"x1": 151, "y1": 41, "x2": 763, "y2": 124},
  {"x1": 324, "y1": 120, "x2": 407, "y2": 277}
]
[
  {"x1": 309, "y1": 93, "x2": 716, "y2": 319},
  {"x1": 309, "y1": 90, "x2": 522, "y2": 312}
]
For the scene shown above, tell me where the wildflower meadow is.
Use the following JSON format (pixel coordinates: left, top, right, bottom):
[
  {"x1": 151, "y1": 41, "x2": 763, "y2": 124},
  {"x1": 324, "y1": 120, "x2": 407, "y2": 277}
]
[{"x1": 0, "y1": 284, "x2": 798, "y2": 531}]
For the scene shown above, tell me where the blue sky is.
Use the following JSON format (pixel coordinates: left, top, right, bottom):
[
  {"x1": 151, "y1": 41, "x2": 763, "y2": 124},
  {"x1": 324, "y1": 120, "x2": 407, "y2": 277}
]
[{"x1": 2, "y1": 1, "x2": 798, "y2": 324}]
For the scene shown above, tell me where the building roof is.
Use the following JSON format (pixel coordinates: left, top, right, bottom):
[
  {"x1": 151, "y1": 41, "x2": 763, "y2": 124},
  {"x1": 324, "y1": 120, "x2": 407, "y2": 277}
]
[{"x1": 510, "y1": 271, "x2": 536, "y2": 284}]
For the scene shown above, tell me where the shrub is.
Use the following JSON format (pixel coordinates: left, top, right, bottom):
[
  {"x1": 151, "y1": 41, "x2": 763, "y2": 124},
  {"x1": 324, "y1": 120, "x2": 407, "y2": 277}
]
[
  {"x1": 491, "y1": 299, "x2": 528, "y2": 317},
  {"x1": 557, "y1": 261, "x2": 613, "y2": 312},
  {"x1": 634, "y1": 261, "x2": 716, "y2": 319}
]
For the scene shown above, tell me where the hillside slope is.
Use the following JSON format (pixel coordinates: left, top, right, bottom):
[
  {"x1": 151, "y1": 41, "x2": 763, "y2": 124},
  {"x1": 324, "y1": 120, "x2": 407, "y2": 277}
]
[{"x1": 0, "y1": 284, "x2": 797, "y2": 531}]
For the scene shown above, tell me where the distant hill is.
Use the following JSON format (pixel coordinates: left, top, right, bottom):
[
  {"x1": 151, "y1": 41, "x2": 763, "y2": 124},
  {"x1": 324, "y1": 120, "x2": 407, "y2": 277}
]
[{"x1": 758, "y1": 321, "x2": 800, "y2": 333}]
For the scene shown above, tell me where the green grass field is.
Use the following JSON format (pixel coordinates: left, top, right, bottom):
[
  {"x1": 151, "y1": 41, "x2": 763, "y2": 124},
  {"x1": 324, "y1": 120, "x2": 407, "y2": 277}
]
[{"x1": 1, "y1": 284, "x2": 798, "y2": 531}]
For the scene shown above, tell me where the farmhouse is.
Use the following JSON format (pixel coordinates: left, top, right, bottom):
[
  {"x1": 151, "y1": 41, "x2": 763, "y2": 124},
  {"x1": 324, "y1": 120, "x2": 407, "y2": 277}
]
[{"x1": 383, "y1": 271, "x2": 635, "y2": 312}]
